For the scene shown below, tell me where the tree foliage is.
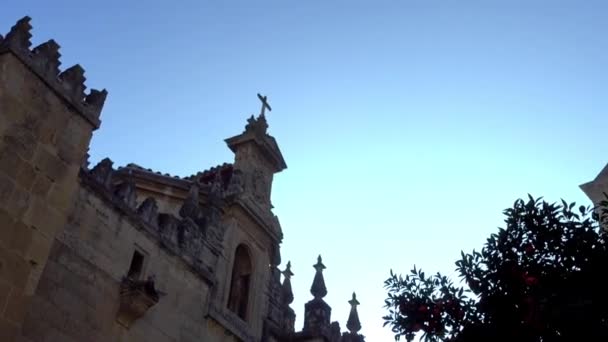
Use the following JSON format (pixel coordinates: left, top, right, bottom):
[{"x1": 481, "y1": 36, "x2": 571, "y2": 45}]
[{"x1": 383, "y1": 195, "x2": 608, "y2": 342}]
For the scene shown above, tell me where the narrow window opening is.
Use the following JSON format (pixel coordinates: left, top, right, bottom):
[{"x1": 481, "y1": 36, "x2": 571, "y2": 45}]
[
  {"x1": 127, "y1": 250, "x2": 145, "y2": 280},
  {"x1": 227, "y1": 245, "x2": 252, "y2": 320}
]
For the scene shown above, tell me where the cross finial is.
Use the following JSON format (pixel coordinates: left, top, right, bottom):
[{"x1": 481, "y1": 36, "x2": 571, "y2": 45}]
[{"x1": 257, "y1": 93, "x2": 272, "y2": 117}]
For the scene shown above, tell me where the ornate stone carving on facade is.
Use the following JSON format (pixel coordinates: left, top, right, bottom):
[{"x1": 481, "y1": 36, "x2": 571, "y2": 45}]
[
  {"x1": 116, "y1": 276, "x2": 160, "y2": 328},
  {"x1": 114, "y1": 178, "x2": 137, "y2": 209},
  {"x1": 209, "y1": 172, "x2": 224, "y2": 201},
  {"x1": 0, "y1": 17, "x2": 107, "y2": 124},
  {"x1": 251, "y1": 169, "x2": 271, "y2": 204},
  {"x1": 245, "y1": 114, "x2": 269, "y2": 137},
  {"x1": 177, "y1": 217, "x2": 204, "y2": 258},
  {"x1": 227, "y1": 168, "x2": 244, "y2": 195},
  {"x1": 137, "y1": 197, "x2": 158, "y2": 226},
  {"x1": 179, "y1": 183, "x2": 202, "y2": 221},
  {"x1": 90, "y1": 158, "x2": 114, "y2": 189},
  {"x1": 201, "y1": 174, "x2": 226, "y2": 255},
  {"x1": 157, "y1": 213, "x2": 180, "y2": 249}
]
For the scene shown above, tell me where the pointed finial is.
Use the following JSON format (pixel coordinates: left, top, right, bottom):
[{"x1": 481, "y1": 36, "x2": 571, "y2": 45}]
[
  {"x1": 282, "y1": 261, "x2": 294, "y2": 279},
  {"x1": 281, "y1": 261, "x2": 294, "y2": 305},
  {"x1": 3, "y1": 16, "x2": 32, "y2": 53},
  {"x1": 310, "y1": 255, "x2": 327, "y2": 299},
  {"x1": 346, "y1": 292, "x2": 362, "y2": 334}
]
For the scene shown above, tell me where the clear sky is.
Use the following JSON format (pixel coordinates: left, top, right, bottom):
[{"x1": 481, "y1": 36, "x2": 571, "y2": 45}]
[{"x1": 3, "y1": 1, "x2": 608, "y2": 340}]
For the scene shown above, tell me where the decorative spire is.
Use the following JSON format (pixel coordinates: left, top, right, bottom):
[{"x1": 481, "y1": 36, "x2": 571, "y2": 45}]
[
  {"x1": 303, "y1": 255, "x2": 332, "y2": 334},
  {"x1": 281, "y1": 261, "x2": 294, "y2": 305},
  {"x1": 346, "y1": 292, "x2": 362, "y2": 334},
  {"x1": 310, "y1": 255, "x2": 327, "y2": 299}
]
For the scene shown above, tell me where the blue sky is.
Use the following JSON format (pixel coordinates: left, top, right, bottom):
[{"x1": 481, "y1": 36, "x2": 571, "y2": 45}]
[{"x1": 3, "y1": 1, "x2": 608, "y2": 340}]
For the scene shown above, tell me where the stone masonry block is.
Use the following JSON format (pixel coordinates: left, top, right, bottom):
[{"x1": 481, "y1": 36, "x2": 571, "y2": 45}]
[
  {"x1": 55, "y1": 117, "x2": 92, "y2": 165},
  {"x1": 0, "y1": 278, "x2": 11, "y2": 313},
  {"x1": 30, "y1": 174, "x2": 52, "y2": 197},
  {"x1": 0, "y1": 174, "x2": 15, "y2": 206},
  {"x1": 0, "y1": 318, "x2": 18, "y2": 342},
  {"x1": 8, "y1": 221, "x2": 32, "y2": 257},
  {"x1": 23, "y1": 197, "x2": 65, "y2": 239},
  {"x1": 64, "y1": 315, "x2": 93, "y2": 342},
  {"x1": 32, "y1": 146, "x2": 69, "y2": 183},
  {"x1": 24, "y1": 231, "x2": 52, "y2": 267},
  {"x1": 2, "y1": 130, "x2": 37, "y2": 162},
  {"x1": 23, "y1": 261, "x2": 45, "y2": 296},
  {"x1": 46, "y1": 180, "x2": 78, "y2": 214},
  {"x1": 0, "y1": 209, "x2": 16, "y2": 248},
  {"x1": 14, "y1": 163, "x2": 36, "y2": 191},
  {"x1": 3, "y1": 289, "x2": 30, "y2": 324},
  {"x1": 0, "y1": 149, "x2": 23, "y2": 181},
  {"x1": 36, "y1": 118, "x2": 58, "y2": 145},
  {"x1": 0, "y1": 248, "x2": 30, "y2": 289},
  {"x1": 5, "y1": 186, "x2": 30, "y2": 219}
]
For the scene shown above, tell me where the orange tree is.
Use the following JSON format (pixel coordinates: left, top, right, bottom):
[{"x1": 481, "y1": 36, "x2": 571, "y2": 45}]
[{"x1": 383, "y1": 196, "x2": 608, "y2": 342}]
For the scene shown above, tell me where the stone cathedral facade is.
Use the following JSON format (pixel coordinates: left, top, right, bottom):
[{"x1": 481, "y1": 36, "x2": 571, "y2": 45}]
[{"x1": 0, "y1": 17, "x2": 365, "y2": 342}]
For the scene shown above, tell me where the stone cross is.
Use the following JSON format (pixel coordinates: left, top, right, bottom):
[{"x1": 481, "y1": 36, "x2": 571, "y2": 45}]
[{"x1": 257, "y1": 93, "x2": 272, "y2": 116}]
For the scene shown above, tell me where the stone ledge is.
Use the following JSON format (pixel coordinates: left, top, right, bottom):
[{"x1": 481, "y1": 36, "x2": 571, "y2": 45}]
[{"x1": 207, "y1": 303, "x2": 256, "y2": 342}]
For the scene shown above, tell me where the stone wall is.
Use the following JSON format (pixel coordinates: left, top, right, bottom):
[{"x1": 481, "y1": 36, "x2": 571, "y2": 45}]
[
  {"x1": 0, "y1": 17, "x2": 104, "y2": 341},
  {"x1": 20, "y1": 185, "x2": 214, "y2": 342}
]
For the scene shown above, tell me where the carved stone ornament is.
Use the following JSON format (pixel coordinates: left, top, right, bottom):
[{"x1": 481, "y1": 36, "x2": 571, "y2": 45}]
[
  {"x1": 116, "y1": 277, "x2": 160, "y2": 328},
  {"x1": 251, "y1": 169, "x2": 269, "y2": 203}
]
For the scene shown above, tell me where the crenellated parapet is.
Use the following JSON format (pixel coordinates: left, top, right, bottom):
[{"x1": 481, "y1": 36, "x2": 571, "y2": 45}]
[
  {"x1": 0, "y1": 16, "x2": 107, "y2": 128},
  {"x1": 80, "y1": 158, "x2": 235, "y2": 286}
]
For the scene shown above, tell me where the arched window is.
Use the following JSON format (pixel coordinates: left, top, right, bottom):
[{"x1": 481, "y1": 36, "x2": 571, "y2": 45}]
[{"x1": 227, "y1": 244, "x2": 252, "y2": 320}]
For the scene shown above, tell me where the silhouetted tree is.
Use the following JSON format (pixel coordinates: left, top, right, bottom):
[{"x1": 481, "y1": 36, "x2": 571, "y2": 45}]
[{"x1": 383, "y1": 195, "x2": 608, "y2": 342}]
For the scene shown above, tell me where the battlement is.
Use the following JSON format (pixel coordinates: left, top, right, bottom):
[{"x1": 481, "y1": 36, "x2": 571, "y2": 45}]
[
  {"x1": 0, "y1": 16, "x2": 106, "y2": 128},
  {"x1": 81, "y1": 158, "x2": 231, "y2": 285}
]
